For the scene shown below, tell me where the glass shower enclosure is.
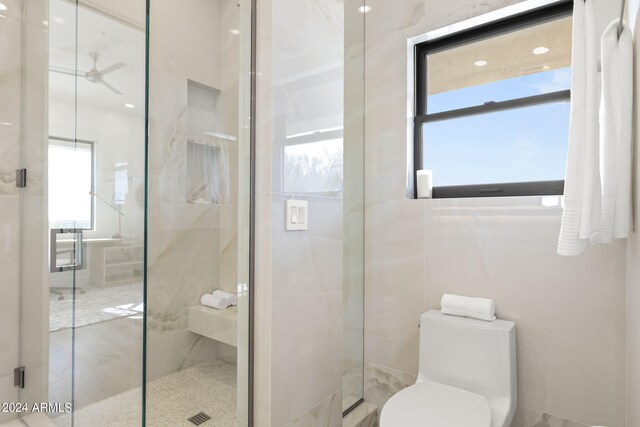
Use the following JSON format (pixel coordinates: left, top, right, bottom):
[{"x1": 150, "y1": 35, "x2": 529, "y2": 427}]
[{"x1": 0, "y1": 0, "x2": 252, "y2": 425}]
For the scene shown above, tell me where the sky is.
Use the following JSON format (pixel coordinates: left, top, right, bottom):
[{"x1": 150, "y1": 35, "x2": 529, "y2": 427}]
[{"x1": 423, "y1": 68, "x2": 571, "y2": 187}]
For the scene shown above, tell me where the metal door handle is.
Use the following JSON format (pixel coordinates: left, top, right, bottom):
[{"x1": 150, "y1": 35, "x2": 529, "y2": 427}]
[{"x1": 49, "y1": 228, "x2": 85, "y2": 272}]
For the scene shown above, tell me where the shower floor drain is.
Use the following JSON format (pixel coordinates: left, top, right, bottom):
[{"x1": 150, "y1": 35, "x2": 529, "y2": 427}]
[{"x1": 188, "y1": 412, "x2": 211, "y2": 425}]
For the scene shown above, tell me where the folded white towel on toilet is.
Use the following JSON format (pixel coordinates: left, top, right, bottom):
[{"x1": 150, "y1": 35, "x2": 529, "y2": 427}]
[
  {"x1": 441, "y1": 294, "x2": 496, "y2": 322},
  {"x1": 212, "y1": 290, "x2": 237, "y2": 306},
  {"x1": 201, "y1": 293, "x2": 230, "y2": 310}
]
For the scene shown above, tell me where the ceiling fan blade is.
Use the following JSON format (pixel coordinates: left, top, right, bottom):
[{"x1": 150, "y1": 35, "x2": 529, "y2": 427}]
[
  {"x1": 49, "y1": 65, "x2": 84, "y2": 77},
  {"x1": 101, "y1": 80, "x2": 123, "y2": 95},
  {"x1": 99, "y1": 62, "x2": 127, "y2": 75}
]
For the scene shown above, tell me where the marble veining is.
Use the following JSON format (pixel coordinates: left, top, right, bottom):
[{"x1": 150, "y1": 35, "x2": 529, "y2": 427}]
[
  {"x1": 343, "y1": 401, "x2": 378, "y2": 427},
  {"x1": 511, "y1": 406, "x2": 590, "y2": 427},
  {"x1": 363, "y1": 362, "x2": 416, "y2": 419},
  {"x1": 285, "y1": 390, "x2": 342, "y2": 427}
]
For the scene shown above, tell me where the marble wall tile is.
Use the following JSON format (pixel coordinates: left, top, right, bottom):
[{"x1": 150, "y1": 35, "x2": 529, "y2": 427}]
[
  {"x1": 254, "y1": 191, "x2": 273, "y2": 425},
  {"x1": 255, "y1": 15, "x2": 274, "y2": 197},
  {"x1": 364, "y1": 0, "x2": 425, "y2": 41},
  {"x1": 343, "y1": 355, "x2": 363, "y2": 407},
  {"x1": 270, "y1": 194, "x2": 343, "y2": 426},
  {"x1": 512, "y1": 406, "x2": 589, "y2": 427},
  {"x1": 48, "y1": 317, "x2": 144, "y2": 408},
  {"x1": 18, "y1": 201, "x2": 48, "y2": 399},
  {"x1": 364, "y1": 200, "x2": 426, "y2": 375},
  {"x1": 363, "y1": 29, "x2": 413, "y2": 203},
  {"x1": 147, "y1": 226, "x2": 221, "y2": 331},
  {"x1": 343, "y1": 202, "x2": 364, "y2": 362},
  {"x1": 219, "y1": 203, "x2": 239, "y2": 294},
  {"x1": 285, "y1": 390, "x2": 342, "y2": 427},
  {"x1": 145, "y1": 328, "x2": 221, "y2": 381},
  {"x1": 422, "y1": 0, "x2": 521, "y2": 31},
  {"x1": 0, "y1": 0, "x2": 24, "y2": 22},
  {"x1": 24, "y1": 0, "x2": 49, "y2": 30},
  {"x1": 343, "y1": 401, "x2": 378, "y2": 427},
  {"x1": 77, "y1": 0, "x2": 147, "y2": 29},
  {"x1": 363, "y1": 362, "x2": 416, "y2": 418},
  {"x1": 0, "y1": 374, "x2": 20, "y2": 425},
  {"x1": 0, "y1": 197, "x2": 20, "y2": 416},
  {"x1": 253, "y1": 4, "x2": 275, "y2": 422},
  {"x1": 0, "y1": 16, "x2": 23, "y2": 197}
]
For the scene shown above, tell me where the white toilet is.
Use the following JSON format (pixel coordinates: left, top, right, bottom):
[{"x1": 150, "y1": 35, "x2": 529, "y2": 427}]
[{"x1": 380, "y1": 310, "x2": 517, "y2": 427}]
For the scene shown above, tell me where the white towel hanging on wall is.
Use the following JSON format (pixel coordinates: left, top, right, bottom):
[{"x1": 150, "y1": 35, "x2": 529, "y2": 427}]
[
  {"x1": 591, "y1": 18, "x2": 633, "y2": 243},
  {"x1": 558, "y1": 0, "x2": 634, "y2": 256},
  {"x1": 557, "y1": 0, "x2": 601, "y2": 256}
]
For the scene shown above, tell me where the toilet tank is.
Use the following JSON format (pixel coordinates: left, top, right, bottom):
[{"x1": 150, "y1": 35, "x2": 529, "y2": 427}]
[{"x1": 418, "y1": 310, "x2": 516, "y2": 422}]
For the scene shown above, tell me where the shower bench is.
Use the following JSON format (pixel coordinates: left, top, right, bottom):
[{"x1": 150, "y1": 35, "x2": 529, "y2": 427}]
[{"x1": 187, "y1": 305, "x2": 238, "y2": 348}]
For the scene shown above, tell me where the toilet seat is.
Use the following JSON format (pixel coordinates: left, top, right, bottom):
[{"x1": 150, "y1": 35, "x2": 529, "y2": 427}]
[{"x1": 380, "y1": 380, "x2": 492, "y2": 427}]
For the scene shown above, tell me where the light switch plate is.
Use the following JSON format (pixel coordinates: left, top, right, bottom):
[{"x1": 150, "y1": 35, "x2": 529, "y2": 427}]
[{"x1": 286, "y1": 200, "x2": 308, "y2": 231}]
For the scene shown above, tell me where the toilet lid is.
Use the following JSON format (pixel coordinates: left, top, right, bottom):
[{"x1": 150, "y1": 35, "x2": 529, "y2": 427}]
[{"x1": 380, "y1": 381, "x2": 492, "y2": 427}]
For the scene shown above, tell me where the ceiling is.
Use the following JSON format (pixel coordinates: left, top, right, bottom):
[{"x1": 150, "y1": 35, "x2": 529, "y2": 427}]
[
  {"x1": 48, "y1": 0, "x2": 146, "y2": 114},
  {"x1": 428, "y1": 16, "x2": 572, "y2": 95}
]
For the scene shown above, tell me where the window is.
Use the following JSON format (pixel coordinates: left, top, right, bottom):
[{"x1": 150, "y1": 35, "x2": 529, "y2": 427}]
[
  {"x1": 412, "y1": 1, "x2": 573, "y2": 198},
  {"x1": 48, "y1": 137, "x2": 94, "y2": 229}
]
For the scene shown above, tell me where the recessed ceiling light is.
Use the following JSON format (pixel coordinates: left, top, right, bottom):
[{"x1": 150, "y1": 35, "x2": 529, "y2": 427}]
[
  {"x1": 542, "y1": 65, "x2": 551, "y2": 71},
  {"x1": 0, "y1": 4, "x2": 7, "y2": 11},
  {"x1": 474, "y1": 60, "x2": 488, "y2": 67},
  {"x1": 358, "y1": 5, "x2": 372, "y2": 13},
  {"x1": 1, "y1": 122, "x2": 12, "y2": 126},
  {"x1": 533, "y1": 46, "x2": 549, "y2": 55},
  {"x1": 229, "y1": 28, "x2": 239, "y2": 35},
  {"x1": 124, "y1": 103, "x2": 135, "y2": 109},
  {"x1": 42, "y1": 20, "x2": 48, "y2": 26}
]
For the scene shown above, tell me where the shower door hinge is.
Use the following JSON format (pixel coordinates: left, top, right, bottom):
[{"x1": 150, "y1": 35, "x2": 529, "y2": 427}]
[
  {"x1": 14, "y1": 366, "x2": 25, "y2": 389},
  {"x1": 16, "y1": 169, "x2": 27, "y2": 188}
]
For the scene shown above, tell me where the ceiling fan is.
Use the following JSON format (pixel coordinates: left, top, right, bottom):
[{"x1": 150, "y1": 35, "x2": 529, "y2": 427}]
[{"x1": 49, "y1": 51, "x2": 127, "y2": 95}]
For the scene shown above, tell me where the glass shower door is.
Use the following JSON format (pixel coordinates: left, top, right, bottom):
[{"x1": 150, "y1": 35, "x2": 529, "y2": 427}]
[
  {"x1": 0, "y1": 1, "x2": 146, "y2": 425},
  {"x1": 47, "y1": 0, "x2": 146, "y2": 425},
  {"x1": 145, "y1": 0, "x2": 253, "y2": 424}
]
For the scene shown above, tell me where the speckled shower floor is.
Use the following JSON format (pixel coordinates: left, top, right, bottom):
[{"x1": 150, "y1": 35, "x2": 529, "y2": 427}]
[{"x1": 50, "y1": 360, "x2": 237, "y2": 427}]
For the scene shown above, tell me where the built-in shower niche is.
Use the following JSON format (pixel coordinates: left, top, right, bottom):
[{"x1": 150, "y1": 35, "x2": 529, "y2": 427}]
[{"x1": 186, "y1": 79, "x2": 232, "y2": 204}]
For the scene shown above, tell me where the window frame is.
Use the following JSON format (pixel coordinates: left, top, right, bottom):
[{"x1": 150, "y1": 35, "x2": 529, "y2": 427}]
[
  {"x1": 48, "y1": 136, "x2": 96, "y2": 230},
  {"x1": 411, "y1": 0, "x2": 573, "y2": 199}
]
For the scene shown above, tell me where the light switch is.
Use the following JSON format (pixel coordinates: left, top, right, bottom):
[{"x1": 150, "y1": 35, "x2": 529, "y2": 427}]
[{"x1": 286, "y1": 200, "x2": 308, "y2": 231}]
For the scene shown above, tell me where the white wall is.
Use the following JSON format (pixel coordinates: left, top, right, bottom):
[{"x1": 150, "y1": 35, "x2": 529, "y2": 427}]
[
  {"x1": 363, "y1": 1, "x2": 628, "y2": 426},
  {"x1": 627, "y1": 1, "x2": 640, "y2": 425}
]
